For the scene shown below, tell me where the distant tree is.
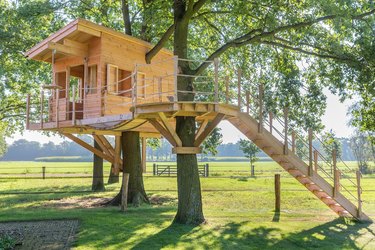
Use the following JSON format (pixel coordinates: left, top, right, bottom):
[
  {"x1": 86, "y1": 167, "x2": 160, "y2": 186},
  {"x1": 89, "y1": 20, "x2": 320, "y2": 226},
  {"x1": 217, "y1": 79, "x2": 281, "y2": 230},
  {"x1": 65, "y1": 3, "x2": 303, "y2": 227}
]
[
  {"x1": 147, "y1": 138, "x2": 161, "y2": 161},
  {"x1": 295, "y1": 137, "x2": 308, "y2": 160},
  {"x1": 201, "y1": 128, "x2": 223, "y2": 160},
  {"x1": 239, "y1": 139, "x2": 260, "y2": 167},
  {"x1": 0, "y1": 127, "x2": 6, "y2": 158},
  {"x1": 350, "y1": 130, "x2": 374, "y2": 174},
  {"x1": 321, "y1": 130, "x2": 342, "y2": 163}
]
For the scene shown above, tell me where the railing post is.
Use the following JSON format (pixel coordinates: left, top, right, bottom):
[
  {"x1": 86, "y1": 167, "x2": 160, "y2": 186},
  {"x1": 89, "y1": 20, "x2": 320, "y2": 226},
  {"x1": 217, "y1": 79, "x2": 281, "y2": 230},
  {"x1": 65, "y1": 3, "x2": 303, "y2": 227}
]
[
  {"x1": 333, "y1": 149, "x2": 339, "y2": 198},
  {"x1": 158, "y1": 77, "x2": 162, "y2": 102},
  {"x1": 356, "y1": 170, "x2": 362, "y2": 217},
  {"x1": 283, "y1": 107, "x2": 288, "y2": 155},
  {"x1": 72, "y1": 86, "x2": 76, "y2": 125},
  {"x1": 26, "y1": 94, "x2": 30, "y2": 130},
  {"x1": 121, "y1": 172, "x2": 130, "y2": 212},
  {"x1": 269, "y1": 112, "x2": 273, "y2": 134},
  {"x1": 173, "y1": 55, "x2": 178, "y2": 102},
  {"x1": 275, "y1": 174, "x2": 281, "y2": 212},
  {"x1": 55, "y1": 89, "x2": 59, "y2": 128},
  {"x1": 134, "y1": 64, "x2": 138, "y2": 106},
  {"x1": 40, "y1": 90, "x2": 44, "y2": 129},
  {"x1": 313, "y1": 150, "x2": 318, "y2": 173},
  {"x1": 214, "y1": 58, "x2": 219, "y2": 102},
  {"x1": 246, "y1": 91, "x2": 250, "y2": 114},
  {"x1": 258, "y1": 82, "x2": 263, "y2": 133},
  {"x1": 291, "y1": 131, "x2": 296, "y2": 154},
  {"x1": 308, "y1": 128, "x2": 313, "y2": 176},
  {"x1": 225, "y1": 76, "x2": 229, "y2": 104},
  {"x1": 237, "y1": 69, "x2": 242, "y2": 108}
]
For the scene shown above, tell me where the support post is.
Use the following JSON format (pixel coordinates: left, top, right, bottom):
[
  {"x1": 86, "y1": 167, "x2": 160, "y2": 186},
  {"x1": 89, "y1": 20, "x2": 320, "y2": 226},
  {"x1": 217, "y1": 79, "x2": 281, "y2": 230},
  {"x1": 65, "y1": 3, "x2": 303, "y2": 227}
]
[
  {"x1": 251, "y1": 165, "x2": 255, "y2": 177},
  {"x1": 356, "y1": 170, "x2": 362, "y2": 217},
  {"x1": 26, "y1": 94, "x2": 30, "y2": 130},
  {"x1": 173, "y1": 55, "x2": 178, "y2": 102},
  {"x1": 258, "y1": 82, "x2": 264, "y2": 133},
  {"x1": 313, "y1": 150, "x2": 318, "y2": 173},
  {"x1": 40, "y1": 90, "x2": 44, "y2": 129},
  {"x1": 291, "y1": 131, "x2": 296, "y2": 154},
  {"x1": 283, "y1": 108, "x2": 288, "y2": 155},
  {"x1": 121, "y1": 172, "x2": 129, "y2": 212},
  {"x1": 141, "y1": 137, "x2": 147, "y2": 173},
  {"x1": 333, "y1": 149, "x2": 339, "y2": 198},
  {"x1": 275, "y1": 174, "x2": 281, "y2": 212},
  {"x1": 42, "y1": 166, "x2": 46, "y2": 180},
  {"x1": 72, "y1": 86, "x2": 76, "y2": 125},
  {"x1": 269, "y1": 112, "x2": 273, "y2": 134},
  {"x1": 237, "y1": 69, "x2": 242, "y2": 108},
  {"x1": 308, "y1": 128, "x2": 313, "y2": 176},
  {"x1": 214, "y1": 58, "x2": 219, "y2": 102},
  {"x1": 246, "y1": 91, "x2": 250, "y2": 114},
  {"x1": 55, "y1": 89, "x2": 59, "y2": 128},
  {"x1": 205, "y1": 163, "x2": 209, "y2": 177},
  {"x1": 225, "y1": 76, "x2": 229, "y2": 104},
  {"x1": 153, "y1": 163, "x2": 156, "y2": 176}
]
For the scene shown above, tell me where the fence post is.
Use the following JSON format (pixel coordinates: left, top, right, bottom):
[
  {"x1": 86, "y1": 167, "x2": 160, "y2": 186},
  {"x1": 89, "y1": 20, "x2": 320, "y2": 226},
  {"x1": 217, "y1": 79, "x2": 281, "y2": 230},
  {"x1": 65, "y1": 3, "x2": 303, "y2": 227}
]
[
  {"x1": 313, "y1": 150, "x2": 318, "y2": 173},
  {"x1": 291, "y1": 131, "x2": 296, "y2": 154},
  {"x1": 308, "y1": 128, "x2": 313, "y2": 176},
  {"x1": 237, "y1": 69, "x2": 242, "y2": 108},
  {"x1": 42, "y1": 166, "x2": 46, "y2": 180},
  {"x1": 251, "y1": 165, "x2": 255, "y2": 177},
  {"x1": 153, "y1": 163, "x2": 156, "y2": 176},
  {"x1": 333, "y1": 149, "x2": 339, "y2": 198},
  {"x1": 214, "y1": 58, "x2": 219, "y2": 103},
  {"x1": 121, "y1": 173, "x2": 130, "y2": 212},
  {"x1": 258, "y1": 83, "x2": 263, "y2": 133},
  {"x1": 283, "y1": 107, "x2": 288, "y2": 155},
  {"x1": 205, "y1": 163, "x2": 209, "y2": 177},
  {"x1": 356, "y1": 170, "x2": 362, "y2": 217},
  {"x1": 225, "y1": 76, "x2": 229, "y2": 104},
  {"x1": 275, "y1": 174, "x2": 281, "y2": 212}
]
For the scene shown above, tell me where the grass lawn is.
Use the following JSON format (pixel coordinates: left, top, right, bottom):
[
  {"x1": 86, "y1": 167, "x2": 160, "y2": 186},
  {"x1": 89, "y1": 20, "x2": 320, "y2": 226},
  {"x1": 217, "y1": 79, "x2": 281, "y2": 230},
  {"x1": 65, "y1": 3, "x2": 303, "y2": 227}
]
[{"x1": 0, "y1": 161, "x2": 374, "y2": 249}]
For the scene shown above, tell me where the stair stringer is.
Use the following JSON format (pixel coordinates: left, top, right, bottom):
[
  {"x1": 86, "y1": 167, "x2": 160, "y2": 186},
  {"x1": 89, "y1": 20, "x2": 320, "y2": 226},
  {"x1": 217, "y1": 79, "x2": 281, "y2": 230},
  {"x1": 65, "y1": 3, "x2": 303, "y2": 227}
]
[{"x1": 228, "y1": 112, "x2": 371, "y2": 222}]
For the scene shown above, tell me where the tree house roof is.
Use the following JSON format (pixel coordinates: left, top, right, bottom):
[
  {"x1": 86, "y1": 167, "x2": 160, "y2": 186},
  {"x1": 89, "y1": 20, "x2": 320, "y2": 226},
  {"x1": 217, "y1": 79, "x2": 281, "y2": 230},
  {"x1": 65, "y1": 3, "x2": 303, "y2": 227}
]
[{"x1": 24, "y1": 18, "x2": 173, "y2": 62}]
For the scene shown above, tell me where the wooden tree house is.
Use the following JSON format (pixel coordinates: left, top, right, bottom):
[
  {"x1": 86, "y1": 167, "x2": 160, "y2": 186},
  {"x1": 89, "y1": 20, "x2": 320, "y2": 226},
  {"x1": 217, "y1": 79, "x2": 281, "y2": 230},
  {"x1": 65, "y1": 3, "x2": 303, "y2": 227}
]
[{"x1": 25, "y1": 19, "x2": 371, "y2": 222}]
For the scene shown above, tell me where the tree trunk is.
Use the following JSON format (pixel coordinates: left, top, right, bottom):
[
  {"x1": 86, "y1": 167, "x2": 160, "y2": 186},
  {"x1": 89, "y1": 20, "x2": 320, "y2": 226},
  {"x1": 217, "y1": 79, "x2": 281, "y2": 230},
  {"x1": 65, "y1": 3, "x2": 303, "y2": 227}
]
[
  {"x1": 105, "y1": 131, "x2": 149, "y2": 206},
  {"x1": 172, "y1": 0, "x2": 205, "y2": 225},
  {"x1": 92, "y1": 140, "x2": 105, "y2": 191},
  {"x1": 107, "y1": 164, "x2": 119, "y2": 184}
]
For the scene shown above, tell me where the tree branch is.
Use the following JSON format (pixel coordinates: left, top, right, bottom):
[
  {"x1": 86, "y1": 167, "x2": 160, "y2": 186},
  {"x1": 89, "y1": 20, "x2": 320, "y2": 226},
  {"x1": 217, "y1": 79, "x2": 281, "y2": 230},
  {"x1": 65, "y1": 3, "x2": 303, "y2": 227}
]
[
  {"x1": 121, "y1": 0, "x2": 132, "y2": 35},
  {"x1": 145, "y1": 23, "x2": 175, "y2": 63}
]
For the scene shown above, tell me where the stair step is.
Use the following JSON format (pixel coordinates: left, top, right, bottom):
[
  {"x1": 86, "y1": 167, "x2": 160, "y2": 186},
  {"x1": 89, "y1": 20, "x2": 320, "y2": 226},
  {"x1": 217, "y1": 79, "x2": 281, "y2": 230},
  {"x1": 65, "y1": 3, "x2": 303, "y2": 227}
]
[
  {"x1": 321, "y1": 197, "x2": 337, "y2": 205},
  {"x1": 329, "y1": 204, "x2": 345, "y2": 212},
  {"x1": 313, "y1": 190, "x2": 327, "y2": 198},
  {"x1": 305, "y1": 183, "x2": 321, "y2": 191}
]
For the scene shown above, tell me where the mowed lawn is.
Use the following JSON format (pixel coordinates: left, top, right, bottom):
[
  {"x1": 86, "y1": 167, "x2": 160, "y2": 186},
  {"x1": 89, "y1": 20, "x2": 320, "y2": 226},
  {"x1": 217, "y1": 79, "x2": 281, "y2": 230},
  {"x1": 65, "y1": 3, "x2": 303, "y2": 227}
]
[{"x1": 0, "y1": 161, "x2": 374, "y2": 249}]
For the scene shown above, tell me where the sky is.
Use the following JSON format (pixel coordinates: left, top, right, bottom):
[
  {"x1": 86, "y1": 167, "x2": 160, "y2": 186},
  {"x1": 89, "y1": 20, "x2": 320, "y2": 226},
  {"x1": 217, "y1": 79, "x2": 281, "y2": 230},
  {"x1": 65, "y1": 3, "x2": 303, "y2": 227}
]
[{"x1": 5, "y1": 89, "x2": 354, "y2": 145}]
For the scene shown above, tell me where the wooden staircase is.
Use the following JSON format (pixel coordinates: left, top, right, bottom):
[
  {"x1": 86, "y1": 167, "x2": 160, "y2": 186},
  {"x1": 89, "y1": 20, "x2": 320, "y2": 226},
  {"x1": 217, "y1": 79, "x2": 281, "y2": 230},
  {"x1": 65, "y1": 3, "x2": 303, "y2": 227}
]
[{"x1": 228, "y1": 112, "x2": 372, "y2": 222}]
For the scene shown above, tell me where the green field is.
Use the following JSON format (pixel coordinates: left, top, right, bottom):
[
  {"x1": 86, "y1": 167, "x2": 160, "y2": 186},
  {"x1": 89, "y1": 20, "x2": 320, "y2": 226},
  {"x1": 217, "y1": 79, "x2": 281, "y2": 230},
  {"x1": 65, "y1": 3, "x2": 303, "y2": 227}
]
[{"x1": 0, "y1": 161, "x2": 374, "y2": 249}]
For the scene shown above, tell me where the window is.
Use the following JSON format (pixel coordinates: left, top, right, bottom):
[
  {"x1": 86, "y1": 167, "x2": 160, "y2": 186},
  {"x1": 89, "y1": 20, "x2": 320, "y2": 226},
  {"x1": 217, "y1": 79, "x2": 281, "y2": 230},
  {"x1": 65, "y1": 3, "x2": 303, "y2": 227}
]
[
  {"x1": 88, "y1": 65, "x2": 97, "y2": 94},
  {"x1": 107, "y1": 64, "x2": 118, "y2": 94}
]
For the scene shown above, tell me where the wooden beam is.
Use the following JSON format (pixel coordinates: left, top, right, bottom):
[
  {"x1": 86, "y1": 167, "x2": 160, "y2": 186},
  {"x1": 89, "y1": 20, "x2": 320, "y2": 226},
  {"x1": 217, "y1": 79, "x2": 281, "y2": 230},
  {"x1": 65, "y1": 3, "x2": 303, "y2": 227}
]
[
  {"x1": 275, "y1": 174, "x2": 281, "y2": 212},
  {"x1": 258, "y1": 82, "x2": 263, "y2": 133},
  {"x1": 96, "y1": 135, "x2": 115, "y2": 157},
  {"x1": 63, "y1": 39, "x2": 88, "y2": 51},
  {"x1": 314, "y1": 150, "x2": 318, "y2": 173},
  {"x1": 148, "y1": 119, "x2": 177, "y2": 146},
  {"x1": 291, "y1": 131, "x2": 296, "y2": 153},
  {"x1": 48, "y1": 42, "x2": 88, "y2": 58},
  {"x1": 194, "y1": 113, "x2": 225, "y2": 147},
  {"x1": 158, "y1": 112, "x2": 182, "y2": 147},
  {"x1": 356, "y1": 171, "x2": 362, "y2": 217},
  {"x1": 283, "y1": 107, "x2": 288, "y2": 155},
  {"x1": 333, "y1": 149, "x2": 339, "y2": 198},
  {"x1": 62, "y1": 133, "x2": 114, "y2": 164},
  {"x1": 172, "y1": 147, "x2": 202, "y2": 154},
  {"x1": 195, "y1": 119, "x2": 209, "y2": 140},
  {"x1": 77, "y1": 24, "x2": 101, "y2": 37},
  {"x1": 93, "y1": 135, "x2": 113, "y2": 158}
]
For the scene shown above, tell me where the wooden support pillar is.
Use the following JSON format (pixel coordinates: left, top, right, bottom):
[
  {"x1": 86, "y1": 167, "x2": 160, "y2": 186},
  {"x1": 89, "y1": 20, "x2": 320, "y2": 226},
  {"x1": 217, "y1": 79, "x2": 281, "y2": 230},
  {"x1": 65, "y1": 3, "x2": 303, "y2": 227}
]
[
  {"x1": 72, "y1": 86, "x2": 76, "y2": 125},
  {"x1": 214, "y1": 58, "x2": 219, "y2": 102},
  {"x1": 141, "y1": 137, "x2": 147, "y2": 173},
  {"x1": 258, "y1": 83, "x2": 264, "y2": 133},
  {"x1": 55, "y1": 89, "x2": 59, "y2": 128},
  {"x1": 333, "y1": 149, "x2": 339, "y2": 198},
  {"x1": 313, "y1": 150, "x2": 318, "y2": 173},
  {"x1": 121, "y1": 172, "x2": 130, "y2": 212},
  {"x1": 283, "y1": 108, "x2": 288, "y2": 155},
  {"x1": 291, "y1": 131, "x2": 296, "y2": 154},
  {"x1": 269, "y1": 112, "x2": 273, "y2": 134},
  {"x1": 225, "y1": 76, "x2": 229, "y2": 104},
  {"x1": 205, "y1": 163, "x2": 209, "y2": 177},
  {"x1": 237, "y1": 69, "x2": 242, "y2": 108},
  {"x1": 308, "y1": 128, "x2": 313, "y2": 176},
  {"x1": 275, "y1": 174, "x2": 281, "y2": 212},
  {"x1": 173, "y1": 55, "x2": 178, "y2": 102},
  {"x1": 26, "y1": 94, "x2": 30, "y2": 130},
  {"x1": 40, "y1": 90, "x2": 44, "y2": 129},
  {"x1": 246, "y1": 91, "x2": 250, "y2": 114},
  {"x1": 356, "y1": 170, "x2": 362, "y2": 217}
]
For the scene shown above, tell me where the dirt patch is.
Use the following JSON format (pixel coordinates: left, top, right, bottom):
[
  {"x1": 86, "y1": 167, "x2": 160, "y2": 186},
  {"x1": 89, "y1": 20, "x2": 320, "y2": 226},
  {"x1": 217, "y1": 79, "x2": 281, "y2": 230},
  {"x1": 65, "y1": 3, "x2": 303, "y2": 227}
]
[
  {"x1": 41, "y1": 197, "x2": 111, "y2": 209},
  {"x1": 0, "y1": 220, "x2": 78, "y2": 250},
  {"x1": 149, "y1": 194, "x2": 177, "y2": 205}
]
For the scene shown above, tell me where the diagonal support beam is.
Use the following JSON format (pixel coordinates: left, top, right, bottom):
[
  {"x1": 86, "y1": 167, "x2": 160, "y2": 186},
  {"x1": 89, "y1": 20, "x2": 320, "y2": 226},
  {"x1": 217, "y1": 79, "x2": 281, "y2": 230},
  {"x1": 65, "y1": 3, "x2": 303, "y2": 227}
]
[
  {"x1": 148, "y1": 119, "x2": 178, "y2": 146},
  {"x1": 93, "y1": 135, "x2": 113, "y2": 158},
  {"x1": 194, "y1": 113, "x2": 225, "y2": 147},
  {"x1": 158, "y1": 112, "x2": 182, "y2": 147},
  {"x1": 195, "y1": 119, "x2": 209, "y2": 140},
  {"x1": 62, "y1": 133, "x2": 115, "y2": 164}
]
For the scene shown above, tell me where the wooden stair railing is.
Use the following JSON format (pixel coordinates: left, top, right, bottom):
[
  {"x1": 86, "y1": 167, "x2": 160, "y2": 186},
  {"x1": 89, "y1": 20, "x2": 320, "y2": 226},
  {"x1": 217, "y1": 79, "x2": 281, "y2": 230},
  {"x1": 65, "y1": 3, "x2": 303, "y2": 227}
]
[{"x1": 228, "y1": 112, "x2": 371, "y2": 222}]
